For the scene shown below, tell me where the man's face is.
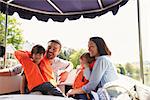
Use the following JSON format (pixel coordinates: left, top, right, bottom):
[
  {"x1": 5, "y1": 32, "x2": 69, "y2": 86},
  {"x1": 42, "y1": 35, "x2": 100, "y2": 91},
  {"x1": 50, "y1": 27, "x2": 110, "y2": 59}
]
[
  {"x1": 46, "y1": 42, "x2": 61, "y2": 60},
  {"x1": 32, "y1": 53, "x2": 44, "y2": 65}
]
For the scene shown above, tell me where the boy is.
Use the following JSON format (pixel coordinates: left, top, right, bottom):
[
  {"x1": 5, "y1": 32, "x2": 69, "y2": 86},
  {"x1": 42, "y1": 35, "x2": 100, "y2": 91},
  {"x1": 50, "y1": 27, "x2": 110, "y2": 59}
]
[
  {"x1": 15, "y1": 45, "x2": 64, "y2": 97},
  {"x1": 20, "y1": 45, "x2": 45, "y2": 94}
]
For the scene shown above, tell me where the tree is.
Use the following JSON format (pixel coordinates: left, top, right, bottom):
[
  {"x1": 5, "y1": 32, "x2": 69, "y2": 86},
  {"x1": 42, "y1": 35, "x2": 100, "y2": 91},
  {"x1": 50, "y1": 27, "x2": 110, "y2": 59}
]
[
  {"x1": 58, "y1": 47, "x2": 75, "y2": 61},
  {"x1": 125, "y1": 63, "x2": 138, "y2": 74},
  {"x1": 0, "y1": 13, "x2": 24, "y2": 49},
  {"x1": 58, "y1": 47, "x2": 86, "y2": 68},
  {"x1": 116, "y1": 64, "x2": 126, "y2": 75},
  {"x1": 69, "y1": 49, "x2": 86, "y2": 68},
  {"x1": 125, "y1": 62, "x2": 140, "y2": 80}
]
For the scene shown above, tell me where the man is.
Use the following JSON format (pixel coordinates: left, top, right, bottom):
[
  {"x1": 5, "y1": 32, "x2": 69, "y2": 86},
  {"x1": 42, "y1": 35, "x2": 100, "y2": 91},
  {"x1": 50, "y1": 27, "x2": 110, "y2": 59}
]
[
  {"x1": 46, "y1": 40, "x2": 73, "y2": 83},
  {"x1": 0, "y1": 40, "x2": 73, "y2": 84}
]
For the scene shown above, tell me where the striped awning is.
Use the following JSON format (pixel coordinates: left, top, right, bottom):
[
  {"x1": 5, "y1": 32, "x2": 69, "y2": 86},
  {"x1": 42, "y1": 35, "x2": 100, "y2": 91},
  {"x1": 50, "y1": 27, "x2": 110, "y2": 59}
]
[{"x1": 0, "y1": 0, "x2": 128, "y2": 22}]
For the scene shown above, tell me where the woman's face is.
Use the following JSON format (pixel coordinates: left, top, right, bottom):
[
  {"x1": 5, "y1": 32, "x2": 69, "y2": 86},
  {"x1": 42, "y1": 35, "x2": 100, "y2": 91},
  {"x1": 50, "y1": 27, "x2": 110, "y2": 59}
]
[{"x1": 88, "y1": 40, "x2": 99, "y2": 57}]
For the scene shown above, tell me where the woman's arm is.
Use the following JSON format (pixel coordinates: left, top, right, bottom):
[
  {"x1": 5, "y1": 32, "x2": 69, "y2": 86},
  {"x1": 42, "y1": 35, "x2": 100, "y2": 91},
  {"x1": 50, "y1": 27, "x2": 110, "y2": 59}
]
[
  {"x1": 67, "y1": 88, "x2": 85, "y2": 97},
  {"x1": 83, "y1": 67, "x2": 91, "y2": 80},
  {"x1": 82, "y1": 57, "x2": 108, "y2": 93}
]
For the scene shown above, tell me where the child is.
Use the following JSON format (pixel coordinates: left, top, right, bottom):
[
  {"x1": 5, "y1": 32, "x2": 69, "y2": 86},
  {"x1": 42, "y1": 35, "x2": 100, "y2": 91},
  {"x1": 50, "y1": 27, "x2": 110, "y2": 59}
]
[
  {"x1": 20, "y1": 44, "x2": 45, "y2": 94},
  {"x1": 73, "y1": 52, "x2": 95, "y2": 89},
  {"x1": 15, "y1": 45, "x2": 64, "y2": 97},
  {"x1": 71, "y1": 52, "x2": 95, "y2": 99}
]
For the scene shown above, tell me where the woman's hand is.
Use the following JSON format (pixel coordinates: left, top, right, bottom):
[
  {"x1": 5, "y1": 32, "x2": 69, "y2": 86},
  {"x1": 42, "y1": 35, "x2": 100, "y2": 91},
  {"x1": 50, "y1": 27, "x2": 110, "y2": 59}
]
[
  {"x1": 84, "y1": 63, "x2": 89, "y2": 68},
  {"x1": 67, "y1": 89, "x2": 76, "y2": 96},
  {"x1": 67, "y1": 88, "x2": 85, "y2": 97}
]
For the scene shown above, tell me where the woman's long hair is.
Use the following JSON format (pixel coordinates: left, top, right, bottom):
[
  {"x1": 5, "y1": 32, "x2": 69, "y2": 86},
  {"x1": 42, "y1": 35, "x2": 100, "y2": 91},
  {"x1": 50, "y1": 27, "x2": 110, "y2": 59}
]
[{"x1": 90, "y1": 37, "x2": 111, "y2": 56}]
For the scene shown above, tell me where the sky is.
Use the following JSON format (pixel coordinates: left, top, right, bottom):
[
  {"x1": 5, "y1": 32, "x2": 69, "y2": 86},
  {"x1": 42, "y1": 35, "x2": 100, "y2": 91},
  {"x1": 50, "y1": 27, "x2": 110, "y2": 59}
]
[{"x1": 14, "y1": 0, "x2": 150, "y2": 64}]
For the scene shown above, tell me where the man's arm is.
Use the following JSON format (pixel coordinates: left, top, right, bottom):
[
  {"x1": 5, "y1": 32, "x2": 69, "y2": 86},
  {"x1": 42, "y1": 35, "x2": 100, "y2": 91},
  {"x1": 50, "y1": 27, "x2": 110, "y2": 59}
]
[
  {"x1": 59, "y1": 60, "x2": 73, "y2": 83},
  {"x1": 64, "y1": 62, "x2": 73, "y2": 73},
  {"x1": 52, "y1": 58, "x2": 74, "y2": 83},
  {"x1": 0, "y1": 64, "x2": 22, "y2": 76},
  {"x1": 10, "y1": 64, "x2": 23, "y2": 75},
  {"x1": 0, "y1": 69, "x2": 11, "y2": 76}
]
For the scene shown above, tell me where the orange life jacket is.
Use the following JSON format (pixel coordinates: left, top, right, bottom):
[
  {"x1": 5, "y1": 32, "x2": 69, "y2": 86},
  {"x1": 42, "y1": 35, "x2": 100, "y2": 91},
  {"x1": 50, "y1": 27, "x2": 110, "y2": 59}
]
[
  {"x1": 72, "y1": 61, "x2": 95, "y2": 89},
  {"x1": 15, "y1": 50, "x2": 57, "y2": 91}
]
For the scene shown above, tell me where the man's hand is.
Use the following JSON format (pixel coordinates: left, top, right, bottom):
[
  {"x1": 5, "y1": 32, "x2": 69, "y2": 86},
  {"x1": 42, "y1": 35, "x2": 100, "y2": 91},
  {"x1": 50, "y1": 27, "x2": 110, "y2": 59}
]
[{"x1": 59, "y1": 71, "x2": 69, "y2": 83}]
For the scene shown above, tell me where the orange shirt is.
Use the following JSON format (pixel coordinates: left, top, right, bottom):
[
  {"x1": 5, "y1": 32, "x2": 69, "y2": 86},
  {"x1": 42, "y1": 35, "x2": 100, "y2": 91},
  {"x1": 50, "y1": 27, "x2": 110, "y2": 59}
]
[
  {"x1": 15, "y1": 50, "x2": 45, "y2": 91},
  {"x1": 39, "y1": 56, "x2": 57, "y2": 86},
  {"x1": 73, "y1": 64, "x2": 89, "y2": 89},
  {"x1": 15, "y1": 50, "x2": 57, "y2": 91},
  {"x1": 73, "y1": 61, "x2": 95, "y2": 89}
]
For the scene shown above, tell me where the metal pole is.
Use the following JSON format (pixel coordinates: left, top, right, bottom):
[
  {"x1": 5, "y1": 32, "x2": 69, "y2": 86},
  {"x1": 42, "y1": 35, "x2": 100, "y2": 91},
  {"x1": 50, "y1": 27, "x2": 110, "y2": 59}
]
[
  {"x1": 3, "y1": 4, "x2": 8, "y2": 68},
  {"x1": 137, "y1": 0, "x2": 144, "y2": 84}
]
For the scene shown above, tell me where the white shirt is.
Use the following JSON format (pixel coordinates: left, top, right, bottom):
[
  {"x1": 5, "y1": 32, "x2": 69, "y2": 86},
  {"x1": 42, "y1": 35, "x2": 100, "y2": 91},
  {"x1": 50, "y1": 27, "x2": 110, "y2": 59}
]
[
  {"x1": 11, "y1": 57, "x2": 73, "y2": 79},
  {"x1": 52, "y1": 57, "x2": 73, "y2": 81}
]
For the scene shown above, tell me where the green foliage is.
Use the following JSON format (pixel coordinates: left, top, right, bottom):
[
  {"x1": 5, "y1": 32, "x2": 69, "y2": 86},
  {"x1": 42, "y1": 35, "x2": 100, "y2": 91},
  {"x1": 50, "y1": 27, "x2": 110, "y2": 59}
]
[
  {"x1": 58, "y1": 48, "x2": 86, "y2": 69},
  {"x1": 0, "y1": 13, "x2": 24, "y2": 49},
  {"x1": 58, "y1": 47, "x2": 75, "y2": 61},
  {"x1": 69, "y1": 49, "x2": 86, "y2": 68},
  {"x1": 125, "y1": 63, "x2": 139, "y2": 74},
  {"x1": 144, "y1": 65, "x2": 150, "y2": 75},
  {"x1": 125, "y1": 62, "x2": 140, "y2": 80},
  {"x1": 116, "y1": 64, "x2": 126, "y2": 75}
]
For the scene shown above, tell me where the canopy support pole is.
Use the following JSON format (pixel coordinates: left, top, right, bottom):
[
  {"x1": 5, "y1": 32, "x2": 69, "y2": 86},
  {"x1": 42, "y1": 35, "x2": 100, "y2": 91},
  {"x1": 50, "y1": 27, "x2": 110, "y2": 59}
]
[
  {"x1": 3, "y1": 4, "x2": 8, "y2": 68},
  {"x1": 137, "y1": 0, "x2": 144, "y2": 84}
]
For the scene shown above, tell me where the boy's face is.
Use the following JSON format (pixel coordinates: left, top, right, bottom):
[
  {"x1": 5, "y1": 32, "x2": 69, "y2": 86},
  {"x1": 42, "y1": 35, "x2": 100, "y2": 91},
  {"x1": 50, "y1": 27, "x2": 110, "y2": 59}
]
[{"x1": 32, "y1": 53, "x2": 44, "y2": 64}]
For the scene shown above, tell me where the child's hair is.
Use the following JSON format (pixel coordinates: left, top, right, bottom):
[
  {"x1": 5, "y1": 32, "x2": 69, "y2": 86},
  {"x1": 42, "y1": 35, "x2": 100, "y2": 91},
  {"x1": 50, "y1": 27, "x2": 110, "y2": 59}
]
[
  {"x1": 80, "y1": 52, "x2": 95, "y2": 64},
  {"x1": 31, "y1": 44, "x2": 45, "y2": 55}
]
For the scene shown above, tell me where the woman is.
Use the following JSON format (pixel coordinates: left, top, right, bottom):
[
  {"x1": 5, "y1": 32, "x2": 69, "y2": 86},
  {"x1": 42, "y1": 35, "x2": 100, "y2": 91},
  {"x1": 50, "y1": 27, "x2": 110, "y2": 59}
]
[{"x1": 67, "y1": 36, "x2": 118, "y2": 99}]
